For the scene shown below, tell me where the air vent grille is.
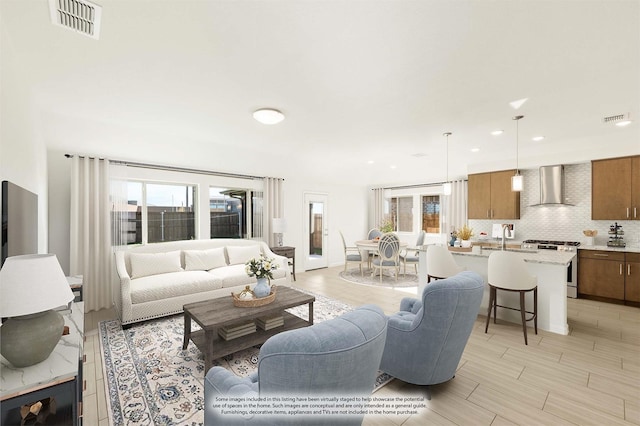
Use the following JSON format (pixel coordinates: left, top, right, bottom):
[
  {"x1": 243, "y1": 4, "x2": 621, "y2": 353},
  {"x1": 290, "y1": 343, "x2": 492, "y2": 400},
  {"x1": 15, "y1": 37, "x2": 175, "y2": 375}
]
[
  {"x1": 48, "y1": 0, "x2": 102, "y2": 40},
  {"x1": 602, "y1": 112, "x2": 630, "y2": 124}
]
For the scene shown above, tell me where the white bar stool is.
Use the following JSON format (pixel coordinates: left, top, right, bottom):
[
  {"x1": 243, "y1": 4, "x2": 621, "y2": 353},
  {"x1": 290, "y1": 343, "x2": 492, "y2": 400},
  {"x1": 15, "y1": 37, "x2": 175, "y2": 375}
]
[
  {"x1": 426, "y1": 245, "x2": 464, "y2": 282},
  {"x1": 485, "y1": 251, "x2": 538, "y2": 345}
]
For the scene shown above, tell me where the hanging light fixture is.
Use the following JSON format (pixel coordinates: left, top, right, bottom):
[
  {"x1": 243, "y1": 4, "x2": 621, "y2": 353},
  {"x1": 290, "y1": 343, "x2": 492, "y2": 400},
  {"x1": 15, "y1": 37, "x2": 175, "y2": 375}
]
[
  {"x1": 511, "y1": 115, "x2": 524, "y2": 191},
  {"x1": 443, "y1": 132, "x2": 452, "y2": 195}
]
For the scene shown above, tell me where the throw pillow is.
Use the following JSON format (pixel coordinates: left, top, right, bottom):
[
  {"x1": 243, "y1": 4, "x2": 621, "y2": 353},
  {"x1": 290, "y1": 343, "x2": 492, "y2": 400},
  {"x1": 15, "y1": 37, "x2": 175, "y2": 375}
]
[
  {"x1": 226, "y1": 245, "x2": 261, "y2": 266},
  {"x1": 130, "y1": 251, "x2": 182, "y2": 279},
  {"x1": 184, "y1": 247, "x2": 227, "y2": 271}
]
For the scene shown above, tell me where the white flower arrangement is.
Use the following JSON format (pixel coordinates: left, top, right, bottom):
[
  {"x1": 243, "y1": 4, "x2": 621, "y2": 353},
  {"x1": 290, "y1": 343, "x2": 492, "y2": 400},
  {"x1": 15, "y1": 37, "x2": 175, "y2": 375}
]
[{"x1": 245, "y1": 254, "x2": 279, "y2": 280}]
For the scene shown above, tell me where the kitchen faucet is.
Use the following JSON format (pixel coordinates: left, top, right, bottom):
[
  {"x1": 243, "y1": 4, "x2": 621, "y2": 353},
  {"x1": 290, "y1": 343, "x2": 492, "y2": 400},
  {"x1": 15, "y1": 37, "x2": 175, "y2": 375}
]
[{"x1": 501, "y1": 224, "x2": 512, "y2": 250}]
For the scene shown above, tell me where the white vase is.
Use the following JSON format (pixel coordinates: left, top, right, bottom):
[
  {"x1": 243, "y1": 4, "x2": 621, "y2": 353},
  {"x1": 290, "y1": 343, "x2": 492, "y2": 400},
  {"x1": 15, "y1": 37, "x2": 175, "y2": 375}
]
[
  {"x1": 461, "y1": 240, "x2": 472, "y2": 248},
  {"x1": 253, "y1": 277, "x2": 271, "y2": 298}
]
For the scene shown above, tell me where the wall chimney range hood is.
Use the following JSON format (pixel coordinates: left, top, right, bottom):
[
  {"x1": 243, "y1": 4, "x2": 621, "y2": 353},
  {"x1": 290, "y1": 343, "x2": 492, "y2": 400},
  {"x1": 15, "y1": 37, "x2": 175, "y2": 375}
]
[{"x1": 530, "y1": 165, "x2": 574, "y2": 206}]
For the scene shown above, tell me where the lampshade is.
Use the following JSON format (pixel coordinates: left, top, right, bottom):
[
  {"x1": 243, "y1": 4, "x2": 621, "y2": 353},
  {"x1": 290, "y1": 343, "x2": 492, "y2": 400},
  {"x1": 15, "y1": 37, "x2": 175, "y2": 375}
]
[
  {"x1": 272, "y1": 218, "x2": 287, "y2": 234},
  {"x1": 0, "y1": 254, "x2": 74, "y2": 317},
  {"x1": 511, "y1": 174, "x2": 524, "y2": 191},
  {"x1": 253, "y1": 108, "x2": 285, "y2": 125},
  {"x1": 443, "y1": 182, "x2": 452, "y2": 195},
  {"x1": 512, "y1": 115, "x2": 524, "y2": 192}
]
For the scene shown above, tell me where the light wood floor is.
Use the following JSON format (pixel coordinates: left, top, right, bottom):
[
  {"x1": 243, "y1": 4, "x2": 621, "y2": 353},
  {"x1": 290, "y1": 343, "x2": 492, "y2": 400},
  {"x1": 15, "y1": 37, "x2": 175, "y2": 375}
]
[{"x1": 82, "y1": 266, "x2": 640, "y2": 425}]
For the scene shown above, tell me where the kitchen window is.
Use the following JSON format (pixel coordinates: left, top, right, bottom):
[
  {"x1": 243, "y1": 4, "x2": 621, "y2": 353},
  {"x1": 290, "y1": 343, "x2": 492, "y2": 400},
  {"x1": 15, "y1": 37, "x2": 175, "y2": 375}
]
[{"x1": 422, "y1": 195, "x2": 441, "y2": 234}]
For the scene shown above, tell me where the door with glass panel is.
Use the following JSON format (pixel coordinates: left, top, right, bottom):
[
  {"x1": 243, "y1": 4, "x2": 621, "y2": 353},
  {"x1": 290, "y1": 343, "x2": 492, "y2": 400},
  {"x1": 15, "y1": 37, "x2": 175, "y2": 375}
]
[{"x1": 303, "y1": 193, "x2": 328, "y2": 270}]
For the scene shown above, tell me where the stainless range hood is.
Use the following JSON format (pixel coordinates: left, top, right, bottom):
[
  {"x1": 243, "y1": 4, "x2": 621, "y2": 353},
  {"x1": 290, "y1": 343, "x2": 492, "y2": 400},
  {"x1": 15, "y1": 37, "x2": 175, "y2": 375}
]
[{"x1": 530, "y1": 165, "x2": 574, "y2": 206}]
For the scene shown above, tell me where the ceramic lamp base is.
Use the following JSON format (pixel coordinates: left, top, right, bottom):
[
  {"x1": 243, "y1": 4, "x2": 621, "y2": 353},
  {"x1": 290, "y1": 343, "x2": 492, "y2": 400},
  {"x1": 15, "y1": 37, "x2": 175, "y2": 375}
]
[{"x1": 0, "y1": 310, "x2": 64, "y2": 367}]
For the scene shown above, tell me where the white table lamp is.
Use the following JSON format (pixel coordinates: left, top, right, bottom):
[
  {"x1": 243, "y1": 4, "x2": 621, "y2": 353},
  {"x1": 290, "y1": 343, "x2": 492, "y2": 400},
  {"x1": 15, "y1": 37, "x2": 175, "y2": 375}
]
[
  {"x1": 0, "y1": 254, "x2": 74, "y2": 367},
  {"x1": 272, "y1": 218, "x2": 287, "y2": 247}
]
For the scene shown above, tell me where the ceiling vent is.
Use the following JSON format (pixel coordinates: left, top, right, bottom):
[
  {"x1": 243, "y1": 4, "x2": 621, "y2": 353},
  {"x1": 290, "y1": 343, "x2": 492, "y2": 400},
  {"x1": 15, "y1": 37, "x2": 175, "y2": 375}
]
[
  {"x1": 602, "y1": 112, "x2": 630, "y2": 124},
  {"x1": 48, "y1": 0, "x2": 102, "y2": 40}
]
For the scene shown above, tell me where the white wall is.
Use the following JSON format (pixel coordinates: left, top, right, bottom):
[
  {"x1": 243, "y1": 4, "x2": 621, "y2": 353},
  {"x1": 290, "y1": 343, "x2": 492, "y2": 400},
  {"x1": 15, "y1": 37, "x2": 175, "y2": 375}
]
[
  {"x1": 283, "y1": 180, "x2": 369, "y2": 270},
  {"x1": 1, "y1": 27, "x2": 49, "y2": 256}
]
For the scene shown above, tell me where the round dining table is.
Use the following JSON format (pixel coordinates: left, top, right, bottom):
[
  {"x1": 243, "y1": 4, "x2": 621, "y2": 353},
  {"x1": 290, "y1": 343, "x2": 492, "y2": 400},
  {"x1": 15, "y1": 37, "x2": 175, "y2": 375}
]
[{"x1": 355, "y1": 239, "x2": 408, "y2": 277}]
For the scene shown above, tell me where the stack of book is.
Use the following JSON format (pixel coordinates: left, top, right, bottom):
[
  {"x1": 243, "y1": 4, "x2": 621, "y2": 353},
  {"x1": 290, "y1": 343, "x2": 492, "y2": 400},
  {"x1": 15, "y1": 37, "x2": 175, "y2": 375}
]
[
  {"x1": 218, "y1": 321, "x2": 257, "y2": 340},
  {"x1": 256, "y1": 314, "x2": 284, "y2": 331}
]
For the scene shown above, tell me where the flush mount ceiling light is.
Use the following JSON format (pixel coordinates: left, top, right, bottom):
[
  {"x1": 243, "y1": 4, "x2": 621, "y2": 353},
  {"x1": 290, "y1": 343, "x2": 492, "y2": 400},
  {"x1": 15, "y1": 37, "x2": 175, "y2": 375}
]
[
  {"x1": 253, "y1": 108, "x2": 285, "y2": 125},
  {"x1": 512, "y1": 115, "x2": 524, "y2": 192},
  {"x1": 443, "y1": 132, "x2": 452, "y2": 196},
  {"x1": 491, "y1": 130, "x2": 504, "y2": 136},
  {"x1": 616, "y1": 120, "x2": 633, "y2": 127},
  {"x1": 532, "y1": 136, "x2": 545, "y2": 141}
]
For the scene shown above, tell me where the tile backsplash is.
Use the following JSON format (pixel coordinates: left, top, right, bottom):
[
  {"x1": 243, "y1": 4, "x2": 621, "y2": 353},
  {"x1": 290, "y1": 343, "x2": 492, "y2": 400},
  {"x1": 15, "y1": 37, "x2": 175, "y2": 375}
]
[{"x1": 469, "y1": 162, "x2": 640, "y2": 247}]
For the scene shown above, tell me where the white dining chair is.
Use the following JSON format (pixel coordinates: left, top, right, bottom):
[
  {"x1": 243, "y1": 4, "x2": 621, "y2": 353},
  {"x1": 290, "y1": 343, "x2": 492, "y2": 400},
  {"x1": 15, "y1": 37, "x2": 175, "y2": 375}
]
[
  {"x1": 400, "y1": 231, "x2": 425, "y2": 275},
  {"x1": 371, "y1": 233, "x2": 401, "y2": 283},
  {"x1": 339, "y1": 231, "x2": 364, "y2": 276}
]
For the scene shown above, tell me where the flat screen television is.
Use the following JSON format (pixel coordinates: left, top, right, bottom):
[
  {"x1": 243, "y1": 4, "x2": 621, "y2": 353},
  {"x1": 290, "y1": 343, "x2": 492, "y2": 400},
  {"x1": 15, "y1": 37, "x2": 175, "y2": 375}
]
[{"x1": 1, "y1": 180, "x2": 38, "y2": 267}]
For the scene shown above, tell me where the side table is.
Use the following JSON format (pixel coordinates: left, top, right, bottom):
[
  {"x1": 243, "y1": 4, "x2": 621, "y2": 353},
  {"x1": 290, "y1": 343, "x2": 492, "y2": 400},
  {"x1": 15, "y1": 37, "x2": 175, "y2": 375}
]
[
  {"x1": 270, "y1": 246, "x2": 296, "y2": 281},
  {"x1": 1, "y1": 302, "x2": 84, "y2": 426}
]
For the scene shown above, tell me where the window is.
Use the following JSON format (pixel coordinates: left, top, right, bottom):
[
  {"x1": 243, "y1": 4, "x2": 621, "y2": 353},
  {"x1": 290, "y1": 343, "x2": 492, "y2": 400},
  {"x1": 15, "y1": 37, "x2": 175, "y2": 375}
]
[
  {"x1": 422, "y1": 195, "x2": 440, "y2": 234},
  {"x1": 146, "y1": 183, "x2": 196, "y2": 243},
  {"x1": 210, "y1": 187, "x2": 245, "y2": 238},
  {"x1": 112, "y1": 181, "x2": 196, "y2": 245},
  {"x1": 389, "y1": 196, "x2": 413, "y2": 232}
]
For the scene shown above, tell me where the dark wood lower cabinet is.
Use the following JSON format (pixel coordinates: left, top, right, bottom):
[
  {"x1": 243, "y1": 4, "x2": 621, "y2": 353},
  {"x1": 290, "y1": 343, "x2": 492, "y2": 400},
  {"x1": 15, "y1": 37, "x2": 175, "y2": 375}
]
[
  {"x1": 625, "y1": 253, "x2": 640, "y2": 303},
  {"x1": 578, "y1": 250, "x2": 639, "y2": 304}
]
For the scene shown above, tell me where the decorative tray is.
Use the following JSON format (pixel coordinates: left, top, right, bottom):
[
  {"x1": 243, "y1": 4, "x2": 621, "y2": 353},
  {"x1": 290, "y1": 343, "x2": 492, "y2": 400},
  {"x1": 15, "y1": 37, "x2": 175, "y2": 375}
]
[
  {"x1": 232, "y1": 285, "x2": 277, "y2": 308},
  {"x1": 448, "y1": 246, "x2": 472, "y2": 252}
]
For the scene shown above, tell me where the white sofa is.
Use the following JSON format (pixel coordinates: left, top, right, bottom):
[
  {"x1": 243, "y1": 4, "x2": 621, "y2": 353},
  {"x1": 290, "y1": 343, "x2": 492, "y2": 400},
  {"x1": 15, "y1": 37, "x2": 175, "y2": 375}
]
[{"x1": 114, "y1": 239, "x2": 289, "y2": 325}]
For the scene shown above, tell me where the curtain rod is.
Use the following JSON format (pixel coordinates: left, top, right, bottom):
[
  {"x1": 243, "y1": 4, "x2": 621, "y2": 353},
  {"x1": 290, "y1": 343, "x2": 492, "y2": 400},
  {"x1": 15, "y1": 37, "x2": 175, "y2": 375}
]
[
  {"x1": 65, "y1": 154, "x2": 266, "y2": 181},
  {"x1": 377, "y1": 179, "x2": 468, "y2": 191}
]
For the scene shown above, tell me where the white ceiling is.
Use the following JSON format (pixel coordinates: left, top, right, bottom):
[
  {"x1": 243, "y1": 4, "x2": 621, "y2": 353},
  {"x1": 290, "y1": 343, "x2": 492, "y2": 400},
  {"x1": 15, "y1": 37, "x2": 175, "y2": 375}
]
[{"x1": 1, "y1": 0, "x2": 638, "y2": 186}]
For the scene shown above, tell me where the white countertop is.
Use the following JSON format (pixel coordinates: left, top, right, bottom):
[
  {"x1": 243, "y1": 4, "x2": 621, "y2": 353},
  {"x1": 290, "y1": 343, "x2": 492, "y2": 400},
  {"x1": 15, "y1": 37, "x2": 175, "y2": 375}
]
[
  {"x1": 579, "y1": 245, "x2": 640, "y2": 254},
  {"x1": 418, "y1": 244, "x2": 576, "y2": 266}
]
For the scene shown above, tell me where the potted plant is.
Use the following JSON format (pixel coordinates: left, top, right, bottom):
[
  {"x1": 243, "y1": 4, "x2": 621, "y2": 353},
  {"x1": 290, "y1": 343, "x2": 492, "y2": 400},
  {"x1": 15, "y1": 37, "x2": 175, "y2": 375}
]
[
  {"x1": 457, "y1": 225, "x2": 474, "y2": 248},
  {"x1": 245, "y1": 255, "x2": 279, "y2": 298},
  {"x1": 379, "y1": 219, "x2": 394, "y2": 234}
]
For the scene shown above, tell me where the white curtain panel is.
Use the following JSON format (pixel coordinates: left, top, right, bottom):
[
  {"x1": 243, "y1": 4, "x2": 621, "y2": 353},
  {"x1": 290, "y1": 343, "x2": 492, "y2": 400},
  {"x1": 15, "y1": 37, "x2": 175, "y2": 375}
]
[
  {"x1": 263, "y1": 177, "x2": 284, "y2": 247},
  {"x1": 70, "y1": 156, "x2": 112, "y2": 312},
  {"x1": 372, "y1": 188, "x2": 385, "y2": 229},
  {"x1": 444, "y1": 180, "x2": 468, "y2": 234}
]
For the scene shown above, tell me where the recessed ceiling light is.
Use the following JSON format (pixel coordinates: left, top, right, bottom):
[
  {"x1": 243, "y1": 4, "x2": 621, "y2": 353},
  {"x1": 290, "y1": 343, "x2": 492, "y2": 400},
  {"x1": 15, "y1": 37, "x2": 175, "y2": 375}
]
[
  {"x1": 532, "y1": 136, "x2": 545, "y2": 141},
  {"x1": 491, "y1": 130, "x2": 504, "y2": 136},
  {"x1": 390, "y1": 165, "x2": 397, "y2": 169},
  {"x1": 367, "y1": 160, "x2": 375, "y2": 164},
  {"x1": 471, "y1": 148, "x2": 480, "y2": 152},
  {"x1": 253, "y1": 108, "x2": 285, "y2": 125},
  {"x1": 615, "y1": 120, "x2": 633, "y2": 127}
]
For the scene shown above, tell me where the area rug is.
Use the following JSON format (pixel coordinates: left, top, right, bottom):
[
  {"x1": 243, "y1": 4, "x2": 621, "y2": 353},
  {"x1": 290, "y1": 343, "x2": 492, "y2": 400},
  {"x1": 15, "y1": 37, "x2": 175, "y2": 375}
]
[
  {"x1": 99, "y1": 292, "x2": 393, "y2": 426},
  {"x1": 339, "y1": 266, "x2": 419, "y2": 288}
]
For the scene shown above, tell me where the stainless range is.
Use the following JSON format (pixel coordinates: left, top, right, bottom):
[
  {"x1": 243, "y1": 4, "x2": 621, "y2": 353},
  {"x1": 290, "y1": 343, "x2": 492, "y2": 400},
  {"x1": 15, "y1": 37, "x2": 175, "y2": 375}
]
[{"x1": 523, "y1": 240, "x2": 580, "y2": 298}]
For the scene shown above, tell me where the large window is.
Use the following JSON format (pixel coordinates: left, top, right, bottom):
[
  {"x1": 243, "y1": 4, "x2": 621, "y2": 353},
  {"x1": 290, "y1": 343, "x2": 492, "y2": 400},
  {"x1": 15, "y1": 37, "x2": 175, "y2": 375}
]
[
  {"x1": 112, "y1": 181, "x2": 196, "y2": 244},
  {"x1": 422, "y1": 196, "x2": 440, "y2": 234},
  {"x1": 210, "y1": 187, "x2": 245, "y2": 238},
  {"x1": 389, "y1": 196, "x2": 413, "y2": 232}
]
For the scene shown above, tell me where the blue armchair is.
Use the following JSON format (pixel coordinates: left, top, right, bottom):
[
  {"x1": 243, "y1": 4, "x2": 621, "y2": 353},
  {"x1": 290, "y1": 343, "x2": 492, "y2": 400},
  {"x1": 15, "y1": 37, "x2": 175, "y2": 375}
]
[
  {"x1": 205, "y1": 304, "x2": 388, "y2": 425},
  {"x1": 379, "y1": 271, "x2": 484, "y2": 396}
]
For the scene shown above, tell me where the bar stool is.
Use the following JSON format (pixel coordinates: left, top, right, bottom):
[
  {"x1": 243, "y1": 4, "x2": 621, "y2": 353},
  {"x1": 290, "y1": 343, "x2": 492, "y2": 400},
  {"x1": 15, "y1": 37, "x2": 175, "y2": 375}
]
[
  {"x1": 426, "y1": 245, "x2": 464, "y2": 282},
  {"x1": 485, "y1": 251, "x2": 538, "y2": 345}
]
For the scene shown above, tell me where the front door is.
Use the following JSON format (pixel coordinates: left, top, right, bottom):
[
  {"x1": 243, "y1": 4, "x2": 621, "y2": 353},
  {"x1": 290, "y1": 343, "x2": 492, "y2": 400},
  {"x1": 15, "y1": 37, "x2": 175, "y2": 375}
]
[{"x1": 304, "y1": 193, "x2": 328, "y2": 270}]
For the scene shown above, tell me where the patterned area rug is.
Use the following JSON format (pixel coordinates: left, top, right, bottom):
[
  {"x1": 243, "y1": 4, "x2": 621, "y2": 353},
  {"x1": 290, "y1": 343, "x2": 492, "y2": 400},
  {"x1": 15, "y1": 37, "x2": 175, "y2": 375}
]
[
  {"x1": 99, "y1": 292, "x2": 393, "y2": 426},
  {"x1": 339, "y1": 266, "x2": 419, "y2": 288}
]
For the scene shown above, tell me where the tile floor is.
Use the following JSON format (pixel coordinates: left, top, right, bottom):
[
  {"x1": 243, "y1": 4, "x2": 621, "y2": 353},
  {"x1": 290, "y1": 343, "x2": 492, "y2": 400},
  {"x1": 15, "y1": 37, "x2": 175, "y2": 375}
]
[{"x1": 82, "y1": 266, "x2": 640, "y2": 425}]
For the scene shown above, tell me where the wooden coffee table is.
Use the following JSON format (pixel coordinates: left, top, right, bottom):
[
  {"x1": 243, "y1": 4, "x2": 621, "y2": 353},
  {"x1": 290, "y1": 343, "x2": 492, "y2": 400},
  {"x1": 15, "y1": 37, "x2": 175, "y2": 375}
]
[{"x1": 182, "y1": 286, "x2": 315, "y2": 372}]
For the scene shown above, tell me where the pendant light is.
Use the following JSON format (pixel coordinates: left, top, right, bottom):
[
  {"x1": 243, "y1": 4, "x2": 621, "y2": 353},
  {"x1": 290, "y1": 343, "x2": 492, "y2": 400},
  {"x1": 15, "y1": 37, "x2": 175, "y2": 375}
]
[
  {"x1": 443, "y1": 132, "x2": 452, "y2": 195},
  {"x1": 511, "y1": 115, "x2": 524, "y2": 191}
]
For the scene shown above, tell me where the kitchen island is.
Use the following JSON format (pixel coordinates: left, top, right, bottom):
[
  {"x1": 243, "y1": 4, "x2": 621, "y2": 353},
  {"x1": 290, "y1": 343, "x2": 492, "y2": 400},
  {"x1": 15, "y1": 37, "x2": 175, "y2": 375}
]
[{"x1": 417, "y1": 246, "x2": 576, "y2": 335}]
